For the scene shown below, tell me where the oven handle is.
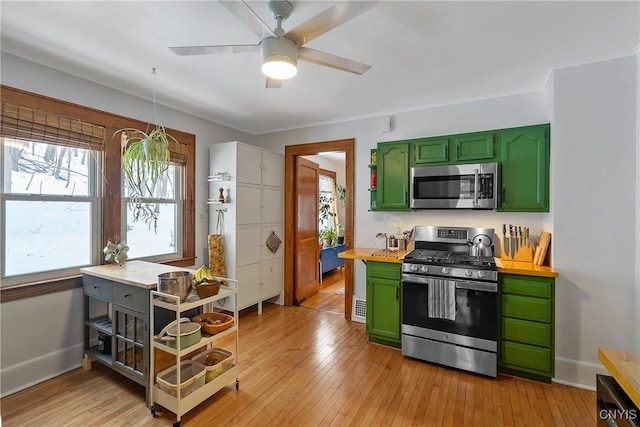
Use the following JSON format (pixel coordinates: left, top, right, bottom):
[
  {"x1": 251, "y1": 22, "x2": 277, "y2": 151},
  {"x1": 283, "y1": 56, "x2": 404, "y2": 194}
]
[{"x1": 402, "y1": 274, "x2": 497, "y2": 293}]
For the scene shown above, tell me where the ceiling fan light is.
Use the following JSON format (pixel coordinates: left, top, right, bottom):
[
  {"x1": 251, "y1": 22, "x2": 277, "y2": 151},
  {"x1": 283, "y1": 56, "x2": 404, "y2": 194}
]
[
  {"x1": 261, "y1": 36, "x2": 298, "y2": 80},
  {"x1": 262, "y1": 55, "x2": 297, "y2": 80}
]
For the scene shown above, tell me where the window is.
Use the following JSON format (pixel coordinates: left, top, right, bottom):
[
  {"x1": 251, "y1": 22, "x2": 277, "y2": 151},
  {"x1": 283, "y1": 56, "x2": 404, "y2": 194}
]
[
  {"x1": 123, "y1": 164, "x2": 182, "y2": 260},
  {"x1": 0, "y1": 88, "x2": 196, "y2": 295},
  {"x1": 318, "y1": 170, "x2": 337, "y2": 231}
]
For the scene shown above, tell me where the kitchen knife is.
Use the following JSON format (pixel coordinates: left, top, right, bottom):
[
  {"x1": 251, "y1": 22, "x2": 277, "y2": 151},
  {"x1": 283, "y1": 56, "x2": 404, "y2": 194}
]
[
  {"x1": 509, "y1": 224, "x2": 515, "y2": 258},
  {"x1": 503, "y1": 224, "x2": 509, "y2": 259},
  {"x1": 518, "y1": 226, "x2": 523, "y2": 250},
  {"x1": 525, "y1": 227, "x2": 530, "y2": 247},
  {"x1": 513, "y1": 225, "x2": 519, "y2": 255}
]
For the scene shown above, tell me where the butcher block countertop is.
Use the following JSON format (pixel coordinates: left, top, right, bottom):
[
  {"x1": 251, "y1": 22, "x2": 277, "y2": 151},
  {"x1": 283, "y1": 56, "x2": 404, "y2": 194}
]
[
  {"x1": 339, "y1": 248, "x2": 559, "y2": 278},
  {"x1": 338, "y1": 248, "x2": 406, "y2": 264},
  {"x1": 495, "y1": 258, "x2": 560, "y2": 278},
  {"x1": 80, "y1": 260, "x2": 193, "y2": 289},
  {"x1": 599, "y1": 348, "x2": 640, "y2": 408}
]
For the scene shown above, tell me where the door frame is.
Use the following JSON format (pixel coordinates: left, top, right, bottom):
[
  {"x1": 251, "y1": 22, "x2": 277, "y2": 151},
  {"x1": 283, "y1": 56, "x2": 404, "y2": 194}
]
[{"x1": 284, "y1": 139, "x2": 354, "y2": 321}]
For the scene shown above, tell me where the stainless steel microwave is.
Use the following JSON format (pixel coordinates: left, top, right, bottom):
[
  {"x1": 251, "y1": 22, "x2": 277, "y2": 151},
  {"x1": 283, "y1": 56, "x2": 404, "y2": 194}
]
[{"x1": 410, "y1": 162, "x2": 498, "y2": 209}]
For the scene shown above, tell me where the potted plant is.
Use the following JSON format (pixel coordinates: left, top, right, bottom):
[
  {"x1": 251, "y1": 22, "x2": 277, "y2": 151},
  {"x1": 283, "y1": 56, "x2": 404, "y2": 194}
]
[
  {"x1": 318, "y1": 194, "x2": 336, "y2": 224},
  {"x1": 115, "y1": 125, "x2": 177, "y2": 232},
  {"x1": 337, "y1": 223, "x2": 345, "y2": 244},
  {"x1": 336, "y1": 183, "x2": 346, "y2": 207},
  {"x1": 319, "y1": 228, "x2": 338, "y2": 248}
]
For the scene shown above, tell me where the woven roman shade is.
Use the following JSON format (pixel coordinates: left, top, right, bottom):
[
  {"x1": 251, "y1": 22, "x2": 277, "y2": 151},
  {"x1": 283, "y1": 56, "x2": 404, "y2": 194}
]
[
  {"x1": 168, "y1": 137, "x2": 187, "y2": 165},
  {"x1": 0, "y1": 102, "x2": 105, "y2": 151}
]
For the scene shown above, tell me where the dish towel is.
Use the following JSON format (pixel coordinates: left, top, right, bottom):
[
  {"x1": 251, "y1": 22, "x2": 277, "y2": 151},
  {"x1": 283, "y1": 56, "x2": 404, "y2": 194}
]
[{"x1": 427, "y1": 278, "x2": 456, "y2": 321}]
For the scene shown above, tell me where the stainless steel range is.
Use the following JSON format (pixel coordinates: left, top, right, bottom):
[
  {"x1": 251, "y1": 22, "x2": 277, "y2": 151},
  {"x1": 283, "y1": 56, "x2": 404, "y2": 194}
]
[{"x1": 402, "y1": 225, "x2": 498, "y2": 377}]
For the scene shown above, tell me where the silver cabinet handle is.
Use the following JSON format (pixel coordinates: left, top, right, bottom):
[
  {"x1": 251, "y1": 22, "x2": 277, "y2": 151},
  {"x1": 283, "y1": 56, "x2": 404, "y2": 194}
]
[{"x1": 473, "y1": 168, "x2": 479, "y2": 206}]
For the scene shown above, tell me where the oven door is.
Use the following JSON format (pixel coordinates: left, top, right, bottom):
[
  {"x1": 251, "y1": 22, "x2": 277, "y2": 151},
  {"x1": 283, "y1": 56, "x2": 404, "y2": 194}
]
[
  {"x1": 410, "y1": 163, "x2": 497, "y2": 209},
  {"x1": 402, "y1": 273, "x2": 498, "y2": 344}
]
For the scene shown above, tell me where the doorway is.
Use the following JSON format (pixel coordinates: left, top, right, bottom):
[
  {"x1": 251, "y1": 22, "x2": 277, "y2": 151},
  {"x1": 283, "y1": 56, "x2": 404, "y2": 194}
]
[{"x1": 284, "y1": 139, "x2": 354, "y2": 321}]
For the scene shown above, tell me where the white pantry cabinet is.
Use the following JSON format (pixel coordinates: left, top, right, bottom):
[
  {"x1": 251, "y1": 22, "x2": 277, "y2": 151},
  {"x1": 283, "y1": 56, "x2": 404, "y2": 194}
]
[{"x1": 209, "y1": 141, "x2": 284, "y2": 314}]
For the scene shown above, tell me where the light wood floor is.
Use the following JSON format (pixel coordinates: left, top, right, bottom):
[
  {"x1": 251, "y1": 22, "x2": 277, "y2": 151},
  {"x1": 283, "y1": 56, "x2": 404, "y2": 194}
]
[
  {"x1": 1, "y1": 303, "x2": 596, "y2": 426},
  {"x1": 300, "y1": 268, "x2": 345, "y2": 315}
]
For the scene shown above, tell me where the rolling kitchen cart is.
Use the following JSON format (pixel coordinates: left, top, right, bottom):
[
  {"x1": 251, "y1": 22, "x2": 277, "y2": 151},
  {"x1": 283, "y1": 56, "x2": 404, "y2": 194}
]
[{"x1": 149, "y1": 279, "x2": 239, "y2": 427}]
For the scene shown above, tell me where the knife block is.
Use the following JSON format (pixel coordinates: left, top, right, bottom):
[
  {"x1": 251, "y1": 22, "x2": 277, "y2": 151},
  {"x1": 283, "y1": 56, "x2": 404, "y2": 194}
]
[{"x1": 502, "y1": 237, "x2": 534, "y2": 262}]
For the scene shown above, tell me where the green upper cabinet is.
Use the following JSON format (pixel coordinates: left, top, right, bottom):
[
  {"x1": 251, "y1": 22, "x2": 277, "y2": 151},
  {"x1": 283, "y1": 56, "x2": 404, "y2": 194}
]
[
  {"x1": 498, "y1": 124, "x2": 550, "y2": 212},
  {"x1": 377, "y1": 141, "x2": 411, "y2": 211},
  {"x1": 452, "y1": 131, "x2": 497, "y2": 162},
  {"x1": 412, "y1": 137, "x2": 450, "y2": 165}
]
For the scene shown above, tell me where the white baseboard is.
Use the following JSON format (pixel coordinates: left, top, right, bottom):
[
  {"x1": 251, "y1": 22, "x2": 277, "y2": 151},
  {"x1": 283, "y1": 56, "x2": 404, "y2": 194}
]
[
  {"x1": 553, "y1": 356, "x2": 608, "y2": 391},
  {"x1": 1, "y1": 343, "x2": 83, "y2": 398}
]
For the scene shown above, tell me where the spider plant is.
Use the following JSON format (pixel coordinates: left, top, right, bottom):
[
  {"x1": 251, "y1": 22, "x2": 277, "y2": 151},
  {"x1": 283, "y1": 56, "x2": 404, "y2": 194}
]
[{"x1": 115, "y1": 125, "x2": 176, "y2": 232}]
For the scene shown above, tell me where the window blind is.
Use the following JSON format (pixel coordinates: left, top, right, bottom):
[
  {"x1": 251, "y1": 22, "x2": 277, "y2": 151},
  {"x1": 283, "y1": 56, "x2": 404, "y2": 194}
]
[{"x1": 0, "y1": 102, "x2": 105, "y2": 150}]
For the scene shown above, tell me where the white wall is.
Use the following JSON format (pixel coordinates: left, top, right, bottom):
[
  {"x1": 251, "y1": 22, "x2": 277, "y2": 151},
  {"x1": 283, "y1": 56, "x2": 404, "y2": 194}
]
[
  {"x1": 0, "y1": 52, "x2": 251, "y2": 396},
  {"x1": 551, "y1": 55, "x2": 638, "y2": 388}
]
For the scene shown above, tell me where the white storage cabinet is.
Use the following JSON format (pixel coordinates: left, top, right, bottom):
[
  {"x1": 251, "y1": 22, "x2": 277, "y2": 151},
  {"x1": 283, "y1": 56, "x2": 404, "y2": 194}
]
[
  {"x1": 209, "y1": 141, "x2": 284, "y2": 314},
  {"x1": 149, "y1": 280, "x2": 239, "y2": 427}
]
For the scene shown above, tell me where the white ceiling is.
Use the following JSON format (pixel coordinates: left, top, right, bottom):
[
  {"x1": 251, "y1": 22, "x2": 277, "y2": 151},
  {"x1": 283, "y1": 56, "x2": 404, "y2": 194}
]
[{"x1": 1, "y1": 1, "x2": 638, "y2": 135}]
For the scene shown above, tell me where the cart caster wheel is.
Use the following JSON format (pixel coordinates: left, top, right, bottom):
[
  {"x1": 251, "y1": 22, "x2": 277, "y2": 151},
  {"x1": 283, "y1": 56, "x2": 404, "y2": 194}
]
[
  {"x1": 236, "y1": 379, "x2": 240, "y2": 390},
  {"x1": 150, "y1": 406, "x2": 156, "y2": 417}
]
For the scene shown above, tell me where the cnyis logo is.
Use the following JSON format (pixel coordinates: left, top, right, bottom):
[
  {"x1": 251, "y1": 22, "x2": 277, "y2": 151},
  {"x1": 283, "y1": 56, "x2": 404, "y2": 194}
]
[{"x1": 599, "y1": 409, "x2": 638, "y2": 421}]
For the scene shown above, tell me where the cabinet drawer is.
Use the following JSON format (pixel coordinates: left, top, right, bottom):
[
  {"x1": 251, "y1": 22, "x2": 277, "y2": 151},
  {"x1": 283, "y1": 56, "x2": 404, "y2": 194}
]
[
  {"x1": 367, "y1": 262, "x2": 401, "y2": 280},
  {"x1": 501, "y1": 341, "x2": 551, "y2": 375},
  {"x1": 112, "y1": 283, "x2": 147, "y2": 313},
  {"x1": 502, "y1": 294, "x2": 551, "y2": 323},
  {"x1": 83, "y1": 276, "x2": 113, "y2": 301},
  {"x1": 502, "y1": 317, "x2": 551, "y2": 348},
  {"x1": 501, "y1": 275, "x2": 552, "y2": 298}
]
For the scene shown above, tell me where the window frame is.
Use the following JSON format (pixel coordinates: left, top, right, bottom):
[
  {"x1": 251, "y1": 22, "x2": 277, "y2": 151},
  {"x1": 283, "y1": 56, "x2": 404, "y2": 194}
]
[{"x1": 0, "y1": 85, "x2": 196, "y2": 301}]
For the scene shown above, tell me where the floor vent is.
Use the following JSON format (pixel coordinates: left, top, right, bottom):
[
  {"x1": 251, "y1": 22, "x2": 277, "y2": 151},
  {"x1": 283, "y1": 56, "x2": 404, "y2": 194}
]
[{"x1": 352, "y1": 296, "x2": 366, "y2": 323}]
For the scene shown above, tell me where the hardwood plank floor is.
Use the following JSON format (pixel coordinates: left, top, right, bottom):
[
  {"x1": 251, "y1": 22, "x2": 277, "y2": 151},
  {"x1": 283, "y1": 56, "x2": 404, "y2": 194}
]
[
  {"x1": 1, "y1": 303, "x2": 596, "y2": 426},
  {"x1": 300, "y1": 268, "x2": 345, "y2": 315}
]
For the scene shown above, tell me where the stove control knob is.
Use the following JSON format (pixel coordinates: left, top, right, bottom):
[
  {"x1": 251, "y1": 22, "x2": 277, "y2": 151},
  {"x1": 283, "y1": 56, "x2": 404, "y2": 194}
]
[
  {"x1": 442, "y1": 267, "x2": 450, "y2": 274},
  {"x1": 410, "y1": 265, "x2": 418, "y2": 272},
  {"x1": 465, "y1": 270, "x2": 472, "y2": 277},
  {"x1": 420, "y1": 265, "x2": 429, "y2": 273},
  {"x1": 477, "y1": 271, "x2": 485, "y2": 278}
]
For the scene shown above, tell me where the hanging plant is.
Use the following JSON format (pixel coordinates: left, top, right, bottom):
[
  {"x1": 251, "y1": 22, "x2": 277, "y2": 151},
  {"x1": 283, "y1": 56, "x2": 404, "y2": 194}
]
[
  {"x1": 336, "y1": 183, "x2": 346, "y2": 207},
  {"x1": 114, "y1": 125, "x2": 176, "y2": 232}
]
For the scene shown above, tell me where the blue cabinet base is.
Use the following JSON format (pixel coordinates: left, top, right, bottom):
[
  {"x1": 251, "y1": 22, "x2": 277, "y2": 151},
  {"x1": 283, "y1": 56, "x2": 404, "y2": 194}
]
[{"x1": 320, "y1": 243, "x2": 345, "y2": 275}]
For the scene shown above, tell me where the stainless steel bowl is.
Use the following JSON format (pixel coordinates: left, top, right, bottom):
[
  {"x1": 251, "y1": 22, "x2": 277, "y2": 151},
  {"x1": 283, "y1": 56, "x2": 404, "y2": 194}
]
[{"x1": 157, "y1": 271, "x2": 192, "y2": 302}]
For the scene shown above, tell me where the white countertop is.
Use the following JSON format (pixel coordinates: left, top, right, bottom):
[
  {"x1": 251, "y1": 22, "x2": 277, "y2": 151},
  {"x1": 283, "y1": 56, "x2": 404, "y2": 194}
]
[{"x1": 80, "y1": 260, "x2": 193, "y2": 289}]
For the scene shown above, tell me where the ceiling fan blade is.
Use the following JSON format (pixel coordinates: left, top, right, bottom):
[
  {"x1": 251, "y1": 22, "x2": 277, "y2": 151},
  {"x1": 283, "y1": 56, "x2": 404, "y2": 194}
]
[
  {"x1": 265, "y1": 77, "x2": 282, "y2": 89},
  {"x1": 298, "y1": 47, "x2": 371, "y2": 75},
  {"x1": 285, "y1": 1, "x2": 377, "y2": 46},
  {"x1": 169, "y1": 44, "x2": 260, "y2": 56},
  {"x1": 218, "y1": 0, "x2": 274, "y2": 39}
]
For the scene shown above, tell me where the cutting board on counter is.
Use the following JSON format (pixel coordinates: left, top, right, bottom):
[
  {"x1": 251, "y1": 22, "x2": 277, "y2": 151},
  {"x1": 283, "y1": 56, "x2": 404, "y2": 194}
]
[{"x1": 534, "y1": 231, "x2": 551, "y2": 265}]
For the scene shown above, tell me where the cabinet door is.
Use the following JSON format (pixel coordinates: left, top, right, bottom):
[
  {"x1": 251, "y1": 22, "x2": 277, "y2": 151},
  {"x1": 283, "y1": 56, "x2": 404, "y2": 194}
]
[
  {"x1": 453, "y1": 131, "x2": 496, "y2": 162},
  {"x1": 499, "y1": 124, "x2": 550, "y2": 212},
  {"x1": 262, "y1": 258, "x2": 283, "y2": 300},
  {"x1": 366, "y1": 275, "x2": 401, "y2": 342},
  {"x1": 236, "y1": 226, "x2": 262, "y2": 267},
  {"x1": 377, "y1": 142, "x2": 411, "y2": 211},
  {"x1": 262, "y1": 187, "x2": 283, "y2": 224},
  {"x1": 236, "y1": 186, "x2": 261, "y2": 225},
  {"x1": 262, "y1": 150, "x2": 284, "y2": 188},
  {"x1": 412, "y1": 137, "x2": 450, "y2": 165},
  {"x1": 236, "y1": 144, "x2": 262, "y2": 185},
  {"x1": 236, "y1": 263, "x2": 262, "y2": 310}
]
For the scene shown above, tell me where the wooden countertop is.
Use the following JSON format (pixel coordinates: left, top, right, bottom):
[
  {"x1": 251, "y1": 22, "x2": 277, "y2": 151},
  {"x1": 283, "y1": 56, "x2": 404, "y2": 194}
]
[
  {"x1": 339, "y1": 248, "x2": 559, "y2": 277},
  {"x1": 338, "y1": 248, "x2": 405, "y2": 264},
  {"x1": 496, "y1": 258, "x2": 559, "y2": 278},
  {"x1": 599, "y1": 348, "x2": 640, "y2": 408},
  {"x1": 80, "y1": 260, "x2": 194, "y2": 289}
]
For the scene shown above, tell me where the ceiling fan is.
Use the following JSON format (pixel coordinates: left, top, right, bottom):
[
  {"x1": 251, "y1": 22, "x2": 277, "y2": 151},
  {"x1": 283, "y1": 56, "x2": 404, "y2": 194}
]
[{"x1": 169, "y1": 0, "x2": 375, "y2": 88}]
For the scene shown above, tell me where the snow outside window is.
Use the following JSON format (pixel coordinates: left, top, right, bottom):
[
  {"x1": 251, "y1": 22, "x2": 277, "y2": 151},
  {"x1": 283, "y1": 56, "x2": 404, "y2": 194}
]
[{"x1": 1, "y1": 138, "x2": 99, "y2": 282}]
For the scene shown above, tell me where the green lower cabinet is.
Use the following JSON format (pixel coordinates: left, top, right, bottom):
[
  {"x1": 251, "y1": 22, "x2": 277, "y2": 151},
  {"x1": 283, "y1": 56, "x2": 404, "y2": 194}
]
[
  {"x1": 499, "y1": 274, "x2": 555, "y2": 382},
  {"x1": 366, "y1": 262, "x2": 401, "y2": 348}
]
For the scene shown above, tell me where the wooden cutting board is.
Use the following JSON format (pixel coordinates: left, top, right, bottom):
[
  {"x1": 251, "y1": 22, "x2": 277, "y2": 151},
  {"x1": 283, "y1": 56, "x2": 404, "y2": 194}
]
[{"x1": 534, "y1": 231, "x2": 551, "y2": 265}]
